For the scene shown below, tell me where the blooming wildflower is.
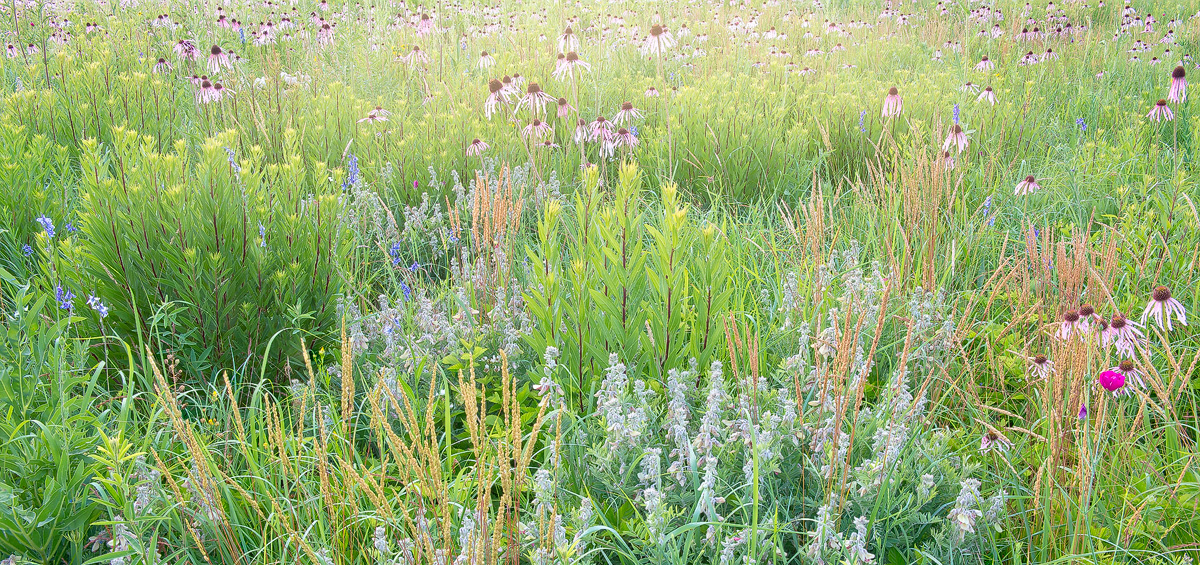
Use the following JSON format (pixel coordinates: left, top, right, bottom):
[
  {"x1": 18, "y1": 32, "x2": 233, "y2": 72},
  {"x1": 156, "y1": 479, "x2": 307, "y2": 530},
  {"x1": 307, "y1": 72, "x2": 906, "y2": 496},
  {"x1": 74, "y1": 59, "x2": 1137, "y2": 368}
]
[
  {"x1": 1141, "y1": 285, "x2": 1187, "y2": 330},
  {"x1": 389, "y1": 242, "x2": 401, "y2": 266},
  {"x1": 153, "y1": 57, "x2": 172, "y2": 73},
  {"x1": 521, "y1": 119, "x2": 553, "y2": 140},
  {"x1": 979, "y1": 429, "x2": 1012, "y2": 453},
  {"x1": 1169, "y1": 65, "x2": 1187, "y2": 102},
  {"x1": 400, "y1": 280, "x2": 412, "y2": 301},
  {"x1": 558, "y1": 26, "x2": 580, "y2": 52},
  {"x1": 614, "y1": 101, "x2": 644, "y2": 124},
  {"x1": 589, "y1": 115, "x2": 615, "y2": 142},
  {"x1": 36, "y1": 215, "x2": 55, "y2": 238},
  {"x1": 974, "y1": 55, "x2": 994, "y2": 71},
  {"x1": 1077, "y1": 117, "x2": 1087, "y2": 131},
  {"x1": 1097, "y1": 369, "x2": 1126, "y2": 396},
  {"x1": 1029, "y1": 355, "x2": 1053, "y2": 380},
  {"x1": 960, "y1": 81, "x2": 981, "y2": 93},
  {"x1": 466, "y1": 138, "x2": 489, "y2": 156},
  {"x1": 55, "y1": 285, "x2": 75, "y2": 311},
  {"x1": 613, "y1": 127, "x2": 639, "y2": 149},
  {"x1": 87, "y1": 294, "x2": 109, "y2": 318},
  {"x1": 881, "y1": 86, "x2": 903, "y2": 117},
  {"x1": 1147, "y1": 99, "x2": 1174, "y2": 121},
  {"x1": 515, "y1": 83, "x2": 556, "y2": 116},
  {"x1": 942, "y1": 150, "x2": 956, "y2": 170},
  {"x1": 173, "y1": 39, "x2": 199, "y2": 60},
  {"x1": 556, "y1": 97, "x2": 574, "y2": 118},
  {"x1": 977, "y1": 85, "x2": 997, "y2": 105},
  {"x1": 398, "y1": 46, "x2": 430, "y2": 67},
  {"x1": 316, "y1": 23, "x2": 334, "y2": 46},
  {"x1": 953, "y1": 103, "x2": 960, "y2": 124},
  {"x1": 1102, "y1": 314, "x2": 1145, "y2": 356},
  {"x1": 1057, "y1": 309, "x2": 1082, "y2": 340},
  {"x1": 859, "y1": 110, "x2": 867, "y2": 132},
  {"x1": 483, "y1": 79, "x2": 511, "y2": 119},
  {"x1": 207, "y1": 45, "x2": 231, "y2": 74},
  {"x1": 415, "y1": 13, "x2": 435, "y2": 36},
  {"x1": 21, "y1": 244, "x2": 33, "y2": 256},
  {"x1": 947, "y1": 479, "x2": 984, "y2": 542},
  {"x1": 574, "y1": 118, "x2": 590, "y2": 144},
  {"x1": 357, "y1": 106, "x2": 391, "y2": 124},
  {"x1": 477, "y1": 50, "x2": 496, "y2": 70},
  {"x1": 551, "y1": 51, "x2": 591, "y2": 80},
  {"x1": 641, "y1": 24, "x2": 675, "y2": 56},
  {"x1": 1013, "y1": 175, "x2": 1041, "y2": 195},
  {"x1": 1109, "y1": 359, "x2": 1147, "y2": 389},
  {"x1": 1078, "y1": 403, "x2": 1087, "y2": 419},
  {"x1": 942, "y1": 124, "x2": 969, "y2": 153},
  {"x1": 645, "y1": 86, "x2": 660, "y2": 97}
]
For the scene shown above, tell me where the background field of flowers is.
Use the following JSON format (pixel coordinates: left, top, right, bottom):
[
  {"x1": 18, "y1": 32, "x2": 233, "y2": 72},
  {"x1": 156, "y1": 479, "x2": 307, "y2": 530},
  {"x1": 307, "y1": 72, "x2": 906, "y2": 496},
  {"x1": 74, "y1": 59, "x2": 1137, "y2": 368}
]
[{"x1": 1, "y1": 0, "x2": 1199, "y2": 564}]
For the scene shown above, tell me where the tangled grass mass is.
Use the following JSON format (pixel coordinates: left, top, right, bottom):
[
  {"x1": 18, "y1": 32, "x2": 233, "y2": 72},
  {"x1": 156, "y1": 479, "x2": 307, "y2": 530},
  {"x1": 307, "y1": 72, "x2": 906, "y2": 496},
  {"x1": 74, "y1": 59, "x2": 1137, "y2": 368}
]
[{"x1": 3, "y1": 0, "x2": 1200, "y2": 563}]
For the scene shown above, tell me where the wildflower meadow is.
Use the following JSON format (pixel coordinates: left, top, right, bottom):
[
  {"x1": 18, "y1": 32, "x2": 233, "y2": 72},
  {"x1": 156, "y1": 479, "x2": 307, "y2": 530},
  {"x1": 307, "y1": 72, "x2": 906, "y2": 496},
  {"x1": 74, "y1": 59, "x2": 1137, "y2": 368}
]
[{"x1": 2, "y1": 0, "x2": 1200, "y2": 563}]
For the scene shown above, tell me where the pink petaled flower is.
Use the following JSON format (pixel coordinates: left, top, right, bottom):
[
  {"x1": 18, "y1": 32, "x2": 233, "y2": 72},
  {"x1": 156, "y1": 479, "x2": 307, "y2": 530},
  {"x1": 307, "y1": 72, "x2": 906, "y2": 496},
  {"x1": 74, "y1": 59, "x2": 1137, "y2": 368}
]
[
  {"x1": 1028, "y1": 355, "x2": 1054, "y2": 381},
  {"x1": 538, "y1": 140, "x2": 560, "y2": 150},
  {"x1": 1147, "y1": 99, "x2": 1174, "y2": 122},
  {"x1": 980, "y1": 430, "x2": 1012, "y2": 453},
  {"x1": 174, "y1": 39, "x2": 199, "y2": 60},
  {"x1": 1013, "y1": 175, "x2": 1041, "y2": 195},
  {"x1": 551, "y1": 51, "x2": 591, "y2": 80},
  {"x1": 466, "y1": 138, "x2": 489, "y2": 156},
  {"x1": 207, "y1": 45, "x2": 231, "y2": 74},
  {"x1": 881, "y1": 87, "x2": 903, "y2": 118},
  {"x1": 574, "y1": 118, "x2": 590, "y2": 144},
  {"x1": 398, "y1": 46, "x2": 431, "y2": 68},
  {"x1": 153, "y1": 57, "x2": 172, "y2": 74},
  {"x1": 614, "y1": 101, "x2": 644, "y2": 124},
  {"x1": 1108, "y1": 359, "x2": 1148, "y2": 390},
  {"x1": 317, "y1": 23, "x2": 334, "y2": 46},
  {"x1": 1098, "y1": 369, "x2": 1127, "y2": 396},
  {"x1": 1141, "y1": 285, "x2": 1187, "y2": 330},
  {"x1": 1102, "y1": 314, "x2": 1145, "y2": 357},
  {"x1": 641, "y1": 24, "x2": 675, "y2": 56},
  {"x1": 942, "y1": 150, "x2": 956, "y2": 170},
  {"x1": 478, "y1": 51, "x2": 496, "y2": 70},
  {"x1": 942, "y1": 124, "x2": 969, "y2": 154},
  {"x1": 645, "y1": 86, "x2": 661, "y2": 97},
  {"x1": 1078, "y1": 304, "x2": 1097, "y2": 334},
  {"x1": 614, "y1": 127, "x2": 639, "y2": 148},
  {"x1": 415, "y1": 13, "x2": 435, "y2": 37},
  {"x1": 1169, "y1": 65, "x2": 1188, "y2": 102},
  {"x1": 515, "y1": 83, "x2": 556, "y2": 117},
  {"x1": 521, "y1": 118, "x2": 553, "y2": 140},
  {"x1": 1057, "y1": 309, "x2": 1082, "y2": 340},
  {"x1": 558, "y1": 26, "x2": 580, "y2": 52},
  {"x1": 357, "y1": 106, "x2": 391, "y2": 124},
  {"x1": 977, "y1": 86, "x2": 997, "y2": 105},
  {"x1": 196, "y1": 79, "x2": 215, "y2": 103},
  {"x1": 556, "y1": 97, "x2": 574, "y2": 118},
  {"x1": 484, "y1": 79, "x2": 511, "y2": 120},
  {"x1": 974, "y1": 55, "x2": 994, "y2": 71},
  {"x1": 589, "y1": 115, "x2": 615, "y2": 142},
  {"x1": 959, "y1": 82, "x2": 981, "y2": 93}
]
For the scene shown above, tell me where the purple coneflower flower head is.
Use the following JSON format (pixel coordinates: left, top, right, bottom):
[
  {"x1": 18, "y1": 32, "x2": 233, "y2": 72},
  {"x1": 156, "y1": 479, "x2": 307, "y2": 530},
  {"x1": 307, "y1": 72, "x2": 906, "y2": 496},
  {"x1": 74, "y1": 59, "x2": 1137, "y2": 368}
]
[
  {"x1": 645, "y1": 86, "x2": 660, "y2": 97},
  {"x1": 942, "y1": 124, "x2": 969, "y2": 153},
  {"x1": 558, "y1": 26, "x2": 580, "y2": 52},
  {"x1": 357, "y1": 106, "x2": 391, "y2": 124},
  {"x1": 974, "y1": 55, "x2": 994, "y2": 71},
  {"x1": 1102, "y1": 314, "x2": 1145, "y2": 356},
  {"x1": 1097, "y1": 369, "x2": 1126, "y2": 396},
  {"x1": 614, "y1": 101, "x2": 644, "y2": 124},
  {"x1": 174, "y1": 39, "x2": 199, "y2": 60},
  {"x1": 484, "y1": 78, "x2": 510, "y2": 119},
  {"x1": 881, "y1": 86, "x2": 903, "y2": 118},
  {"x1": 977, "y1": 86, "x2": 997, "y2": 105},
  {"x1": 1028, "y1": 355, "x2": 1054, "y2": 380},
  {"x1": 589, "y1": 115, "x2": 615, "y2": 142},
  {"x1": 153, "y1": 57, "x2": 172, "y2": 73},
  {"x1": 556, "y1": 97, "x2": 575, "y2": 118},
  {"x1": 1147, "y1": 99, "x2": 1174, "y2": 121},
  {"x1": 478, "y1": 51, "x2": 496, "y2": 70},
  {"x1": 516, "y1": 83, "x2": 556, "y2": 116},
  {"x1": 1169, "y1": 65, "x2": 1187, "y2": 102},
  {"x1": 416, "y1": 13, "x2": 435, "y2": 36},
  {"x1": 466, "y1": 138, "x2": 489, "y2": 156},
  {"x1": 980, "y1": 430, "x2": 1012, "y2": 453},
  {"x1": 521, "y1": 118, "x2": 553, "y2": 140},
  {"x1": 960, "y1": 82, "x2": 980, "y2": 93},
  {"x1": 1141, "y1": 285, "x2": 1187, "y2": 330},
  {"x1": 1110, "y1": 359, "x2": 1147, "y2": 390},
  {"x1": 317, "y1": 23, "x2": 334, "y2": 46},
  {"x1": 942, "y1": 150, "x2": 956, "y2": 170},
  {"x1": 552, "y1": 51, "x2": 591, "y2": 80},
  {"x1": 641, "y1": 24, "x2": 675, "y2": 56},
  {"x1": 1057, "y1": 309, "x2": 1082, "y2": 340},
  {"x1": 207, "y1": 45, "x2": 231, "y2": 74},
  {"x1": 1013, "y1": 175, "x2": 1041, "y2": 195},
  {"x1": 399, "y1": 45, "x2": 431, "y2": 67},
  {"x1": 574, "y1": 118, "x2": 590, "y2": 144},
  {"x1": 614, "y1": 127, "x2": 639, "y2": 148}
]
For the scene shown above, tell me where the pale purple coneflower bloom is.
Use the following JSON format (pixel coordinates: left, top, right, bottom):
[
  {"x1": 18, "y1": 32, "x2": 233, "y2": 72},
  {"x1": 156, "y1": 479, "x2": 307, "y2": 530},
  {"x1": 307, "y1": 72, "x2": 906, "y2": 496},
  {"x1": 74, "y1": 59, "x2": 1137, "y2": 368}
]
[
  {"x1": 1057, "y1": 310, "x2": 1082, "y2": 340},
  {"x1": 174, "y1": 39, "x2": 199, "y2": 60},
  {"x1": 478, "y1": 51, "x2": 496, "y2": 70},
  {"x1": 1102, "y1": 314, "x2": 1145, "y2": 356},
  {"x1": 1147, "y1": 99, "x2": 1174, "y2": 121},
  {"x1": 1013, "y1": 175, "x2": 1041, "y2": 195},
  {"x1": 466, "y1": 138, "x2": 489, "y2": 156},
  {"x1": 511, "y1": 73, "x2": 526, "y2": 89},
  {"x1": 977, "y1": 86, "x2": 997, "y2": 105},
  {"x1": 614, "y1": 101, "x2": 645, "y2": 124},
  {"x1": 574, "y1": 118, "x2": 590, "y2": 144},
  {"x1": 645, "y1": 86, "x2": 660, "y2": 97},
  {"x1": 1141, "y1": 285, "x2": 1187, "y2": 330},
  {"x1": 416, "y1": 14, "x2": 435, "y2": 37},
  {"x1": 357, "y1": 106, "x2": 391, "y2": 124},
  {"x1": 590, "y1": 115, "x2": 615, "y2": 142},
  {"x1": 979, "y1": 430, "x2": 1012, "y2": 453},
  {"x1": 521, "y1": 118, "x2": 553, "y2": 140},
  {"x1": 641, "y1": 24, "x2": 675, "y2": 56},
  {"x1": 942, "y1": 124, "x2": 969, "y2": 153},
  {"x1": 317, "y1": 23, "x2": 334, "y2": 46},
  {"x1": 881, "y1": 87, "x2": 902, "y2": 118},
  {"x1": 207, "y1": 45, "x2": 231, "y2": 74},
  {"x1": 153, "y1": 58, "x2": 172, "y2": 74},
  {"x1": 399, "y1": 46, "x2": 431, "y2": 68},
  {"x1": 614, "y1": 127, "x2": 639, "y2": 148},
  {"x1": 974, "y1": 55, "x2": 994, "y2": 71},
  {"x1": 1169, "y1": 65, "x2": 1187, "y2": 102},
  {"x1": 1042, "y1": 48, "x2": 1059, "y2": 61},
  {"x1": 1109, "y1": 359, "x2": 1148, "y2": 390},
  {"x1": 538, "y1": 140, "x2": 560, "y2": 150},
  {"x1": 1078, "y1": 304, "x2": 1097, "y2": 334},
  {"x1": 484, "y1": 79, "x2": 511, "y2": 119},
  {"x1": 558, "y1": 26, "x2": 580, "y2": 52},
  {"x1": 551, "y1": 51, "x2": 591, "y2": 80},
  {"x1": 1028, "y1": 355, "x2": 1054, "y2": 381},
  {"x1": 515, "y1": 83, "x2": 556, "y2": 116},
  {"x1": 556, "y1": 97, "x2": 575, "y2": 118},
  {"x1": 960, "y1": 82, "x2": 981, "y2": 93}
]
